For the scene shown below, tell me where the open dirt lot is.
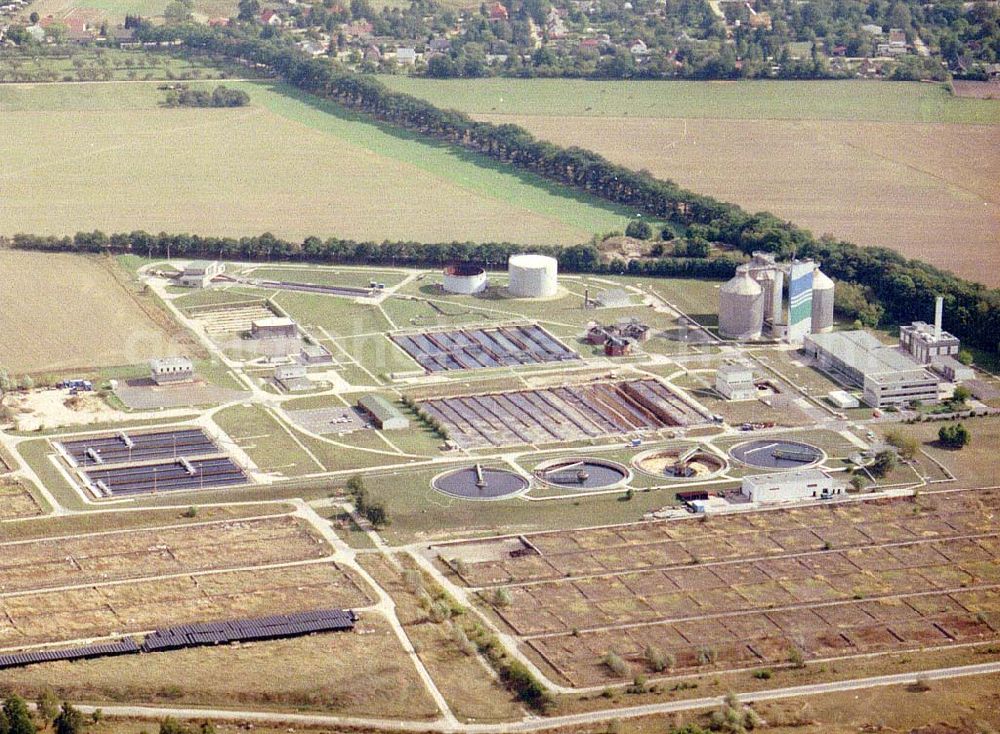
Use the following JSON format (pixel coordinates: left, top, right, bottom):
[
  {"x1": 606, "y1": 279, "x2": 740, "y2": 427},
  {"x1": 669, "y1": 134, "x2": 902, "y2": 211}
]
[
  {"x1": 0, "y1": 562, "x2": 371, "y2": 649},
  {"x1": 0, "y1": 250, "x2": 191, "y2": 373},
  {"x1": 0, "y1": 514, "x2": 329, "y2": 593},
  {"x1": 475, "y1": 116, "x2": 1000, "y2": 286},
  {"x1": 0, "y1": 614, "x2": 439, "y2": 718},
  {"x1": 0, "y1": 479, "x2": 42, "y2": 520},
  {"x1": 440, "y1": 489, "x2": 1000, "y2": 687}
]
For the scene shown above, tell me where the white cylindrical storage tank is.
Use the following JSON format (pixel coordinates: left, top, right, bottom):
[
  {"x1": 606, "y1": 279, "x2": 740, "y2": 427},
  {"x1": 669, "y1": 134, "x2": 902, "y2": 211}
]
[
  {"x1": 508, "y1": 254, "x2": 558, "y2": 298},
  {"x1": 811, "y1": 267, "x2": 835, "y2": 333},
  {"x1": 719, "y1": 265, "x2": 764, "y2": 340},
  {"x1": 443, "y1": 263, "x2": 487, "y2": 294}
]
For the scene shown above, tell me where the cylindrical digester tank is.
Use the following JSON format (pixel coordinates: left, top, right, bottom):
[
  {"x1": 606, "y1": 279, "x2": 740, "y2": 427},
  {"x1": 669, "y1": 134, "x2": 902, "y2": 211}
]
[
  {"x1": 719, "y1": 265, "x2": 764, "y2": 340},
  {"x1": 811, "y1": 267, "x2": 835, "y2": 333},
  {"x1": 443, "y1": 263, "x2": 487, "y2": 295},
  {"x1": 508, "y1": 254, "x2": 558, "y2": 298}
]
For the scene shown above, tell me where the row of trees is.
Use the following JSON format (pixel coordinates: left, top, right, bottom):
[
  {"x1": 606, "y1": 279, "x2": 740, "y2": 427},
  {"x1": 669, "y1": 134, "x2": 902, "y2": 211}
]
[
  {"x1": 4, "y1": 230, "x2": 740, "y2": 279},
  {"x1": 162, "y1": 84, "x2": 250, "y2": 107},
  {"x1": 344, "y1": 474, "x2": 388, "y2": 527},
  {"x1": 1, "y1": 693, "x2": 86, "y2": 734}
]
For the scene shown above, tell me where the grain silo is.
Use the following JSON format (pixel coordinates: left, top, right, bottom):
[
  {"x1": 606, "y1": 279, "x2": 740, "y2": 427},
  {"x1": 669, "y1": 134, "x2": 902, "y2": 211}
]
[
  {"x1": 719, "y1": 264, "x2": 765, "y2": 340},
  {"x1": 508, "y1": 254, "x2": 558, "y2": 298},
  {"x1": 443, "y1": 263, "x2": 487, "y2": 294},
  {"x1": 811, "y1": 266, "x2": 835, "y2": 333}
]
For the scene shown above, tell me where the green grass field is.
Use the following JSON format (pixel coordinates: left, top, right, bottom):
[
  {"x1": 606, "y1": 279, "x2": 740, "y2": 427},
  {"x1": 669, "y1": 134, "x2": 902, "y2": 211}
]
[
  {"x1": 380, "y1": 78, "x2": 1000, "y2": 124},
  {"x1": 0, "y1": 81, "x2": 632, "y2": 244}
]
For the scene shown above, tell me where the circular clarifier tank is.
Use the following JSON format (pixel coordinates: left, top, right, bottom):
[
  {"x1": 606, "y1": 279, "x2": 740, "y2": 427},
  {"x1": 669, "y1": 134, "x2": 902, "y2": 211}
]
[
  {"x1": 633, "y1": 446, "x2": 727, "y2": 480},
  {"x1": 534, "y1": 457, "x2": 631, "y2": 490},
  {"x1": 728, "y1": 439, "x2": 824, "y2": 470},
  {"x1": 432, "y1": 465, "x2": 529, "y2": 500}
]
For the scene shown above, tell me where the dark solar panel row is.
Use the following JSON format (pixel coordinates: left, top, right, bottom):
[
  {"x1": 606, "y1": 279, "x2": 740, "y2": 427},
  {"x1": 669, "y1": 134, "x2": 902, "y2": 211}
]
[
  {"x1": 142, "y1": 608, "x2": 356, "y2": 652},
  {"x1": 391, "y1": 325, "x2": 578, "y2": 373},
  {"x1": 0, "y1": 638, "x2": 140, "y2": 671},
  {"x1": 0, "y1": 609, "x2": 355, "y2": 671},
  {"x1": 59, "y1": 429, "x2": 221, "y2": 466}
]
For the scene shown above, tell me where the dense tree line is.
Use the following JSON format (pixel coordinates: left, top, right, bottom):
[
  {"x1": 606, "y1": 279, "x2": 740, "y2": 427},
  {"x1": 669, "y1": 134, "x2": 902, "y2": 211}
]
[
  {"x1": 162, "y1": 84, "x2": 250, "y2": 107},
  {"x1": 17, "y1": 23, "x2": 1000, "y2": 353}
]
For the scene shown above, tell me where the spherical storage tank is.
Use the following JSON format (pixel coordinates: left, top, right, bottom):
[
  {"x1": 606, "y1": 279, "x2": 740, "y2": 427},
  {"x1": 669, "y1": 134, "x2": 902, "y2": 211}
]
[
  {"x1": 508, "y1": 254, "x2": 558, "y2": 298},
  {"x1": 811, "y1": 266, "x2": 835, "y2": 333},
  {"x1": 719, "y1": 264, "x2": 764, "y2": 340},
  {"x1": 443, "y1": 263, "x2": 487, "y2": 295}
]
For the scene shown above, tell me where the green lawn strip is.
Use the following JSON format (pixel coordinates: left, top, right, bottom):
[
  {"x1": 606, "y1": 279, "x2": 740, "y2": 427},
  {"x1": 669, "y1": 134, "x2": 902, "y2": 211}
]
[
  {"x1": 227, "y1": 80, "x2": 639, "y2": 235},
  {"x1": 213, "y1": 404, "x2": 323, "y2": 477},
  {"x1": 380, "y1": 78, "x2": 1000, "y2": 125}
]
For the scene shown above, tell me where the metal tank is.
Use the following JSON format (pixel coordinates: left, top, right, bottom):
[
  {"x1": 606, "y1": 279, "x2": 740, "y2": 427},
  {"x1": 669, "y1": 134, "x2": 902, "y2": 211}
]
[
  {"x1": 508, "y1": 254, "x2": 558, "y2": 298},
  {"x1": 443, "y1": 263, "x2": 488, "y2": 295},
  {"x1": 719, "y1": 264, "x2": 765, "y2": 340},
  {"x1": 810, "y1": 266, "x2": 835, "y2": 333}
]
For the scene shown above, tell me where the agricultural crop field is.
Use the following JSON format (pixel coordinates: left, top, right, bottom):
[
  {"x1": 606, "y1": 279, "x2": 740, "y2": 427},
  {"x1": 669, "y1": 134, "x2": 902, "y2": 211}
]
[
  {"x1": 15, "y1": 0, "x2": 235, "y2": 25},
  {"x1": 384, "y1": 78, "x2": 1000, "y2": 286},
  {"x1": 0, "y1": 81, "x2": 630, "y2": 245},
  {"x1": 441, "y1": 488, "x2": 1000, "y2": 688},
  {"x1": 0, "y1": 250, "x2": 191, "y2": 373},
  {"x1": 0, "y1": 479, "x2": 43, "y2": 520}
]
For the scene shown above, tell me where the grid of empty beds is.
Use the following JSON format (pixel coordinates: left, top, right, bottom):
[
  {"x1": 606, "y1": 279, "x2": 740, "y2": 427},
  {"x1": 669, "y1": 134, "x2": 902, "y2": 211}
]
[
  {"x1": 55, "y1": 428, "x2": 247, "y2": 498},
  {"x1": 418, "y1": 379, "x2": 707, "y2": 448},
  {"x1": 0, "y1": 609, "x2": 356, "y2": 671},
  {"x1": 391, "y1": 324, "x2": 579, "y2": 372}
]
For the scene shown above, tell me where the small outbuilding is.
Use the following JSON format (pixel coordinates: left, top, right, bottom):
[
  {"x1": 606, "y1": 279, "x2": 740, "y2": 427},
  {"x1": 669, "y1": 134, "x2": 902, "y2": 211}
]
[
  {"x1": 251, "y1": 316, "x2": 298, "y2": 340},
  {"x1": 358, "y1": 394, "x2": 409, "y2": 430},
  {"x1": 716, "y1": 361, "x2": 755, "y2": 401},
  {"x1": 179, "y1": 260, "x2": 224, "y2": 288},
  {"x1": 150, "y1": 357, "x2": 194, "y2": 385},
  {"x1": 827, "y1": 390, "x2": 860, "y2": 409},
  {"x1": 274, "y1": 363, "x2": 311, "y2": 391}
]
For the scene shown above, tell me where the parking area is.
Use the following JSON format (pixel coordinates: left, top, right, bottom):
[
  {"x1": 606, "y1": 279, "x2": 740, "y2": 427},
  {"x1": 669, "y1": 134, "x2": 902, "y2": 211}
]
[
  {"x1": 114, "y1": 379, "x2": 244, "y2": 410},
  {"x1": 287, "y1": 407, "x2": 371, "y2": 435},
  {"x1": 391, "y1": 324, "x2": 578, "y2": 373},
  {"x1": 418, "y1": 379, "x2": 707, "y2": 448}
]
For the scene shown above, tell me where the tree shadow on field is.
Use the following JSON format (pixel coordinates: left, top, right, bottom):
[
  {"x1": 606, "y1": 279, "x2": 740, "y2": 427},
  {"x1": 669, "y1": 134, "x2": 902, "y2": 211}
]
[{"x1": 255, "y1": 81, "x2": 651, "y2": 227}]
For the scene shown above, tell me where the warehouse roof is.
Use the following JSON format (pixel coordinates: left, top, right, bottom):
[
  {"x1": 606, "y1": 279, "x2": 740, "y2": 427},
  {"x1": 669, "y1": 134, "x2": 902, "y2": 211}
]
[
  {"x1": 743, "y1": 468, "x2": 833, "y2": 490},
  {"x1": 358, "y1": 394, "x2": 405, "y2": 423},
  {"x1": 807, "y1": 331, "x2": 921, "y2": 375}
]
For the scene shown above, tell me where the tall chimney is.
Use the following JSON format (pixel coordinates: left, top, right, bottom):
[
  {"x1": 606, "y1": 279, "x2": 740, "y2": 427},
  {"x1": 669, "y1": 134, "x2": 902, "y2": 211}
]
[{"x1": 934, "y1": 296, "x2": 943, "y2": 339}]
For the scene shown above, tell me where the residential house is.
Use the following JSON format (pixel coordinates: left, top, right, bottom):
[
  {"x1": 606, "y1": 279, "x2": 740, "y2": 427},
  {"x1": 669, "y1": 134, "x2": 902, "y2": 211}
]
[
  {"x1": 261, "y1": 9, "x2": 282, "y2": 25},
  {"x1": 428, "y1": 37, "x2": 451, "y2": 53},
  {"x1": 395, "y1": 46, "x2": 417, "y2": 64},
  {"x1": 489, "y1": 2, "x2": 508, "y2": 21},
  {"x1": 298, "y1": 39, "x2": 327, "y2": 56},
  {"x1": 629, "y1": 38, "x2": 648, "y2": 55},
  {"x1": 364, "y1": 44, "x2": 381, "y2": 62}
]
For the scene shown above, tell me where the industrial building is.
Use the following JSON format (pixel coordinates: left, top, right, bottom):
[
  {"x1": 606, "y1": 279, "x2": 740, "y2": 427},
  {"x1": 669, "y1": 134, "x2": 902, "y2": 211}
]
[
  {"x1": 178, "y1": 260, "x2": 224, "y2": 288},
  {"x1": 274, "y1": 364, "x2": 310, "y2": 392},
  {"x1": 741, "y1": 468, "x2": 845, "y2": 504},
  {"x1": 900, "y1": 296, "x2": 961, "y2": 364},
  {"x1": 802, "y1": 330, "x2": 940, "y2": 408},
  {"x1": 300, "y1": 343, "x2": 334, "y2": 365},
  {"x1": 250, "y1": 316, "x2": 298, "y2": 340},
  {"x1": 720, "y1": 254, "x2": 834, "y2": 341},
  {"x1": 508, "y1": 254, "x2": 558, "y2": 298},
  {"x1": 149, "y1": 357, "x2": 194, "y2": 385},
  {"x1": 931, "y1": 356, "x2": 974, "y2": 383},
  {"x1": 358, "y1": 394, "x2": 409, "y2": 430},
  {"x1": 827, "y1": 390, "x2": 860, "y2": 409},
  {"x1": 716, "y1": 361, "x2": 756, "y2": 401},
  {"x1": 586, "y1": 318, "x2": 650, "y2": 344},
  {"x1": 442, "y1": 263, "x2": 488, "y2": 294}
]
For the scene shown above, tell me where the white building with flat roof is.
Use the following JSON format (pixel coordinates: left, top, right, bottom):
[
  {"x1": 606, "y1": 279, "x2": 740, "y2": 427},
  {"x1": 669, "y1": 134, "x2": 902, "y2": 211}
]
[
  {"x1": 803, "y1": 330, "x2": 940, "y2": 408},
  {"x1": 716, "y1": 361, "x2": 755, "y2": 401},
  {"x1": 899, "y1": 297, "x2": 960, "y2": 364},
  {"x1": 741, "y1": 469, "x2": 845, "y2": 504},
  {"x1": 179, "y1": 260, "x2": 224, "y2": 288},
  {"x1": 150, "y1": 357, "x2": 194, "y2": 385}
]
